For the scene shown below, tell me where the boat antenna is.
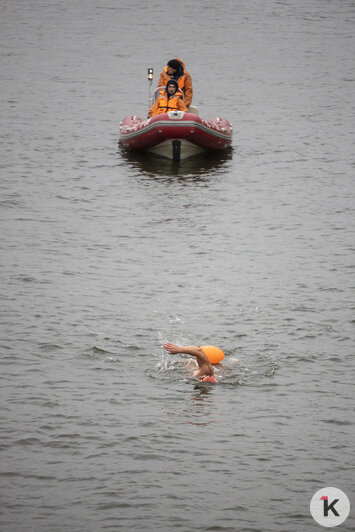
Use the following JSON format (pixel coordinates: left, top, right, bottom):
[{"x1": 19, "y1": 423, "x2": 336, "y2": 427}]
[{"x1": 148, "y1": 68, "x2": 154, "y2": 108}]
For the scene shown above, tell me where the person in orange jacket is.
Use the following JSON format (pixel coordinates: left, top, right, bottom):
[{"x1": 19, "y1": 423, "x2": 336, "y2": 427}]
[
  {"x1": 148, "y1": 79, "x2": 188, "y2": 118},
  {"x1": 157, "y1": 58, "x2": 193, "y2": 108}
]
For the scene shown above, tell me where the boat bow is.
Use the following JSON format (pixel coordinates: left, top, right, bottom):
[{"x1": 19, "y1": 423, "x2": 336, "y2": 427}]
[{"x1": 120, "y1": 111, "x2": 232, "y2": 160}]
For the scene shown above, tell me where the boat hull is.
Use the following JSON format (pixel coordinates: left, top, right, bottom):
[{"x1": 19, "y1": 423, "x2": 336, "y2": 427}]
[
  {"x1": 119, "y1": 111, "x2": 232, "y2": 160},
  {"x1": 146, "y1": 139, "x2": 205, "y2": 160}
]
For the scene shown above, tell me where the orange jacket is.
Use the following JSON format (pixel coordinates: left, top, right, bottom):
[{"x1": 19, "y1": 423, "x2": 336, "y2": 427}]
[
  {"x1": 148, "y1": 91, "x2": 188, "y2": 118},
  {"x1": 157, "y1": 58, "x2": 193, "y2": 107}
]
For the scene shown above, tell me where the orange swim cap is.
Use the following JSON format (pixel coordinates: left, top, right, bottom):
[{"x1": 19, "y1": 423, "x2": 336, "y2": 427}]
[{"x1": 200, "y1": 345, "x2": 225, "y2": 364}]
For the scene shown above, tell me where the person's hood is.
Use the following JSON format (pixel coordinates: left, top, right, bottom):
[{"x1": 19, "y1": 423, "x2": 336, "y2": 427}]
[
  {"x1": 167, "y1": 58, "x2": 185, "y2": 80},
  {"x1": 174, "y1": 58, "x2": 185, "y2": 70}
]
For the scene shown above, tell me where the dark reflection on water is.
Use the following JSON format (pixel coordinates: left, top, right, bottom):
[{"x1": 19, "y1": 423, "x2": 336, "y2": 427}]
[
  {"x1": 119, "y1": 145, "x2": 234, "y2": 178},
  {"x1": 186, "y1": 387, "x2": 221, "y2": 426},
  {"x1": 192, "y1": 383, "x2": 217, "y2": 394}
]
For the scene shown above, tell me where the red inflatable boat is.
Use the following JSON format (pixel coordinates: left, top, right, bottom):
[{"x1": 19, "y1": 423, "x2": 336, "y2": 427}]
[{"x1": 119, "y1": 110, "x2": 232, "y2": 161}]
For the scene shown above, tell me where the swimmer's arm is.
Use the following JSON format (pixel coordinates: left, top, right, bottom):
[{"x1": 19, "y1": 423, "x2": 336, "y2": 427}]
[{"x1": 163, "y1": 343, "x2": 209, "y2": 363}]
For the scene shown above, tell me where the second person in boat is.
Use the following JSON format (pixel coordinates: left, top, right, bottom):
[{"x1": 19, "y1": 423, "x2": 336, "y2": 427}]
[
  {"x1": 148, "y1": 79, "x2": 188, "y2": 118},
  {"x1": 157, "y1": 58, "x2": 193, "y2": 108}
]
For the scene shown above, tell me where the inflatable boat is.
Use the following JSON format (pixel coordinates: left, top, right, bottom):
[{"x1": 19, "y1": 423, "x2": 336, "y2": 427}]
[{"x1": 120, "y1": 111, "x2": 232, "y2": 161}]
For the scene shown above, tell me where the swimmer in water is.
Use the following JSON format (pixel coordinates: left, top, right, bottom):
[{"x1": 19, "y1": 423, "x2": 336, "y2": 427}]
[{"x1": 163, "y1": 343, "x2": 215, "y2": 380}]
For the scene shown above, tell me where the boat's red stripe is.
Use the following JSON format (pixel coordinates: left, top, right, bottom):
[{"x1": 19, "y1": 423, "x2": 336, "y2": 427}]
[{"x1": 122, "y1": 121, "x2": 231, "y2": 141}]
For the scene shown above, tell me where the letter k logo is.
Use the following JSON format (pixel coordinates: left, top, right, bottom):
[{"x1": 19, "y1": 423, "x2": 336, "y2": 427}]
[
  {"x1": 311, "y1": 487, "x2": 350, "y2": 527},
  {"x1": 321, "y1": 496, "x2": 340, "y2": 517}
]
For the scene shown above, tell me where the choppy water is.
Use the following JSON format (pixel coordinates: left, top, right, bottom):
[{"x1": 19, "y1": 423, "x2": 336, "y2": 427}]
[{"x1": 1, "y1": 1, "x2": 354, "y2": 531}]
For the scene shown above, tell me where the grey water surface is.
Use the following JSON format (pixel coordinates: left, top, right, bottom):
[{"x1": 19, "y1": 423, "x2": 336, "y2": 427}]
[{"x1": 1, "y1": 1, "x2": 354, "y2": 531}]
